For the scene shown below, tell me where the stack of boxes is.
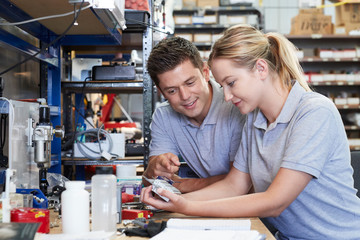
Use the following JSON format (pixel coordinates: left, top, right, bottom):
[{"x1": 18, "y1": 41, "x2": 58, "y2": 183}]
[
  {"x1": 334, "y1": 2, "x2": 360, "y2": 35},
  {"x1": 290, "y1": 8, "x2": 333, "y2": 35},
  {"x1": 174, "y1": 0, "x2": 250, "y2": 57},
  {"x1": 291, "y1": 3, "x2": 360, "y2": 35}
]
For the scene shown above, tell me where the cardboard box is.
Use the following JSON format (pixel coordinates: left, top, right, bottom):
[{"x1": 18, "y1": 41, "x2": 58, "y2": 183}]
[
  {"x1": 212, "y1": 33, "x2": 223, "y2": 42},
  {"x1": 335, "y1": 22, "x2": 360, "y2": 35},
  {"x1": 183, "y1": 0, "x2": 197, "y2": 7},
  {"x1": 174, "y1": 16, "x2": 192, "y2": 25},
  {"x1": 299, "y1": 8, "x2": 323, "y2": 14},
  {"x1": 335, "y1": 3, "x2": 360, "y2": 34},
  {"x1": 227, "y1": 15, "x2": 247, "y2": 24},
  {"x1": 194, "y1": 33, "x2": 212, "y2": 42},
  {"x1": 192, "y1": 15, "x2": 204, "y2": 24},
  {"x1": 198, "y1": 0, "x2": 219, "y2": 7},
  {"x1": 290, "y1": 9, "x2": 333, "y2": 35},
  {"x1": 203, "y1": 14, "x2": 218, "y2": 24},
  {"x1": 174, "y1": 33, "x2": 193, "y2": 42},
  {"x1": 335, "y1": 3, "x2": 360, "y2": 26}
]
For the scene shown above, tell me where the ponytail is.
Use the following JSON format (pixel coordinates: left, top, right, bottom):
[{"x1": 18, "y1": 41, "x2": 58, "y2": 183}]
[
  {"x1": 209, "y1": 24, "x2": 311, "y2": 92},
  {"x1": 266, "y1": 33, "x2": 311, "y2": 92}
]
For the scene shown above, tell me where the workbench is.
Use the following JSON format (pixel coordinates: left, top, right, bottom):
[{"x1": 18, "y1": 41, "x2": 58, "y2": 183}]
[{"x1": 49, "y1": 210, "x2": 276, "y2": 240}]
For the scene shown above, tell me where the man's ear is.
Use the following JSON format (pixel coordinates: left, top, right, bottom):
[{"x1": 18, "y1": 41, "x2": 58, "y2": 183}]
[{"x1": 202, "y1": 62, "x2": 210, "y2": 82}]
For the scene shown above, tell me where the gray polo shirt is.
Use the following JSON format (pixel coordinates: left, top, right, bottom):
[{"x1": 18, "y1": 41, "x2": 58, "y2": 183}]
[
  {"x1": 234, "y1": 82, "x2": 360, "y2": 239},
  {"x1": 149, "y1": 80, "x2": 246, "y2": 178}
]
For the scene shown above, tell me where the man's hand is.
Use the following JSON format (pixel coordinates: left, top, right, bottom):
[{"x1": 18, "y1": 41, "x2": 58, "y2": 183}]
[{"x1": 143, "y1": 153, "x2": 180, "y2": 179}]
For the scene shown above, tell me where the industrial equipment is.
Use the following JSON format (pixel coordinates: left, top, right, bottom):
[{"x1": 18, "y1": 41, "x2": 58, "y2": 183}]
[
  {"x1": 0, "y1": 98, "x2": 63, "y2": 222},
  {"x1": 28, "y1": 100, "x2": 64, "y2": 195}
]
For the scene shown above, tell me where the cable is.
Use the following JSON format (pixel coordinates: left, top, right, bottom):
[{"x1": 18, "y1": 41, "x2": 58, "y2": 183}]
[
  {"x1": 0, "y1": 0, "x2": 86, "y2": 76},
  {"x1": 97, "y1": 124, "x2": 105, "y2": 154},
  {"x1": 0, "y1": 4, "x2": 92, "y2": 26},
  {"x1": 74, "y1": 128, "x2": 117, "y2": 160},
  {"x1": 70, "y1": 103, "x2": 95, "y2": 129}
]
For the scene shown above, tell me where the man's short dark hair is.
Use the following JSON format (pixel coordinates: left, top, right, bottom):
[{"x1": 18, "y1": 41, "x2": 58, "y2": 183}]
[{"x1": 147, "y1": 37, "x2": 203, "y2": 87}]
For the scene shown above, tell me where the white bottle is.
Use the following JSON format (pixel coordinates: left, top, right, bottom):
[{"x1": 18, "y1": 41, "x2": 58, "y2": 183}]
[
  {"x1": 61, "y1": 181, "x2": 90, "y2": 234},
  {"x1": 91, "y1": 166, "x2": 117, "y2": 233}
]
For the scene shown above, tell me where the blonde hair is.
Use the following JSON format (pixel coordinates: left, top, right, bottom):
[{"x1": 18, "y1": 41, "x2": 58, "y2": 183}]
[{"x1": 208, "y1": 24, "x2": 311, "y2": 92}]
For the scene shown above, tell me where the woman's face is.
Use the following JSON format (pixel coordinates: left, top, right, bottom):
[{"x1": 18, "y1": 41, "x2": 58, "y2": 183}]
[{"x1": 211, "y1": 58, "x2": 264, "y2": 114}]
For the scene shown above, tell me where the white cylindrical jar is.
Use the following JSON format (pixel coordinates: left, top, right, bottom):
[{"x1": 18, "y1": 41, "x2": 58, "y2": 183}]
[
  {"x1": 61, "y1": 181, "x2": 90, "y2": 234},
  {"x1": 91, "y1": 166, "x2": 117, "y2": 233}
]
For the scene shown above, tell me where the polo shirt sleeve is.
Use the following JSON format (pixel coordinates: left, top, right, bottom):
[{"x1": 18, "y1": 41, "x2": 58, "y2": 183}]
[
  {"x1": 281, "y1": 104, "x2": 341, "y2": 178},
  {"x1": 233, "y1": 114, "x2": 250, "y2": 173},
  {"x1": 149, "y1": 107, "x2": 179, "y2": 157},
  {"x1": 228, "y1": 108, "x2": 246, "y2": 163}
]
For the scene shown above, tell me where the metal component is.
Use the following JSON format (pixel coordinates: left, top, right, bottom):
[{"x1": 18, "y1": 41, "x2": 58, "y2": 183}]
[
  {"x1": 54, "y1": 126, "x2": 65, "y2": 138},
  {"x1": 39, "y1": 168, "x2": 48, "y2": 196},
  {"x1": 0, "y1": 28, "x2": 58, "y2": 67},
  {"x1": 62, "y1": 158, "x2": 143, "y2": 166},
  {"x1": 61, "y1": 81, "x2": 144, "y2": 93},
  {"x1": 30, "y1": 104, "x2": 64, "y2": 195},
  {"x1": 142, "y1": 9, "x2": 153, "y2": 169}
]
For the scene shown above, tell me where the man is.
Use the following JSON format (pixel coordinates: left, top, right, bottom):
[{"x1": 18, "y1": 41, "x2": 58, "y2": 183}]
[{"x1": 144, "y1": 37, "x2": 245, "y2": 193}]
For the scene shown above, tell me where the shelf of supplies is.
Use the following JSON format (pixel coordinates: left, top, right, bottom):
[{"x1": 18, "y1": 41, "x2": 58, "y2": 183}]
[
  {"x1": 336, "y1": 104, "x2": 360, "y2": 109},
  {"x1": 286, "y1": 34, "x2": 360, "y2": 40},
  {"x1": 61, "y1": 80, "x2": 144, "y2": 93},
  {"x1": 350, "y1": 145, "x2": 360, "y2": 151},
  {"x1": 61, "y1": 156, "x2": 144, "y2": 166},
  {"x1": 346, "y1": 125, "x2": 360, "y2": 131},
  {"x1": 309, "y1": 81, "x2": 360, "y2": 86},
  {"x1": 174, "y1": 6, "x2": 260, "y2": 13},
  {"x1": 175, "y1": 24, "x2": 232, "y2": 30},
  {"x1": 299, "y1": 57, "x2": 359, "y2": 62},
  {"x1": 345, "y1": 125, "x2": 360, "y2": 130}
]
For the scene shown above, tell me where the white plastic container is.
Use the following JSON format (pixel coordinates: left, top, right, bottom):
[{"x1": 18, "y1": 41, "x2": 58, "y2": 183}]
[
  {"x1": 61, "y1": 181, "x2": 90, "y2": 234},
  {"x1": 91, "y1": 166, "x2": 117, "y2": 233}
]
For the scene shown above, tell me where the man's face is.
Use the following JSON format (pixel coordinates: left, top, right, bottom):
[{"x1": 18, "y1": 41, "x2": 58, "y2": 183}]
[{"x1": 157, "y1": 59, "x2": 212, "y2": 126}]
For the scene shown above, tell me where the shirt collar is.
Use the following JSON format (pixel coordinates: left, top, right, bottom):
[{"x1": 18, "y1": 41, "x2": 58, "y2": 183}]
[{"x1": 254, "y1": 81, "x2": 305, "y2": 130}]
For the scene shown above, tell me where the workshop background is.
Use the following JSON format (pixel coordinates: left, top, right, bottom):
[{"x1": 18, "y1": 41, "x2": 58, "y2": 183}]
[{"x1": 0, "y1": 0, "x2": 359, "y2": 198}]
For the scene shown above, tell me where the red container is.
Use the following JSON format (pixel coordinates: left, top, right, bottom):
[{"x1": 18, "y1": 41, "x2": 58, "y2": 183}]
[{"x1": 11, "y1": 207, "x2": 50, "y2": 233}]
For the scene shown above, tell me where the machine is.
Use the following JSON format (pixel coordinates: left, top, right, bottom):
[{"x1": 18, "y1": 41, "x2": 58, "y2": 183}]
[
  {"x1": 0, "y1": 98, "x2": 63, "y2": 222},
  {"x1": 29, "y1": 100, "x2": 64, "y2": 195}
]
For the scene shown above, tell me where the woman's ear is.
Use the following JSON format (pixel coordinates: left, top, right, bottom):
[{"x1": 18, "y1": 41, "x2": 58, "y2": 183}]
[{"x1": 255, "y1": 59, "x2": 268, "y2": 79}]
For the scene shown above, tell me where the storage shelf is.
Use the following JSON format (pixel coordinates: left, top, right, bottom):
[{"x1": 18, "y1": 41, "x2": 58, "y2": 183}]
[
  {"x1": 286, "y1": 34, "x2": 360, "y2": 40},
  {"x1": 175, "y1": 24, "x2": 232, "y2": 30},
  {"x1": 345, "y1": 125, "x2": 360, "y2": 130},
  {"x1": 310, "y1": 81, "x2": 360, "y2": 86},
  {"x1": 350, "y1": 145, "x2": 360, "y2": 151},
  {"x1": 174, "y1": 6, "x2": 260, "y2": 13},
  {"x1": 335, "y1": 104, "x2": 360, "y2": 110},
  {"x1": 61, "y1": 80, "x2": 144, "y2": 93},
  {"x1": 300, "y1": 57, "x2": 359, "y2": 62},
  {"x1": 61, "y1": 156, "x2": 143, "y2": 166},
  {"x1": 288, "y1": 35, "x2": 360, "y2": 144}
]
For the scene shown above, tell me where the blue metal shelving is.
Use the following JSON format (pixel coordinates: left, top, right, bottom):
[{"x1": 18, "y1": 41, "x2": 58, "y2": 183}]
[
  {"x1": 0, "y1": 1, "x2": 150, "y2": 174},
  {"x1": 0, "y1": 1, "x2": 153, "y2": 177}
]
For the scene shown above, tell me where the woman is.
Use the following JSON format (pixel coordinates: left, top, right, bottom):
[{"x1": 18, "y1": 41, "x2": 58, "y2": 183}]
[{"x1": 141, "y1": 24, "x2": 360, "y2": 239}]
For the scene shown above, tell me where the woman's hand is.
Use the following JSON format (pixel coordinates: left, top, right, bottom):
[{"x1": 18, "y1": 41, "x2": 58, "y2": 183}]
[{"x1": 140, "y1": 186, "x2": 189, "y2": 214}]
